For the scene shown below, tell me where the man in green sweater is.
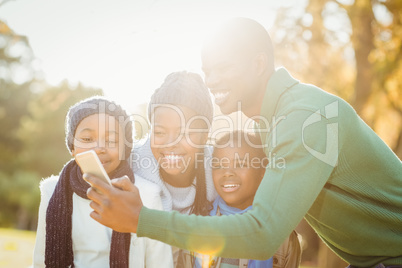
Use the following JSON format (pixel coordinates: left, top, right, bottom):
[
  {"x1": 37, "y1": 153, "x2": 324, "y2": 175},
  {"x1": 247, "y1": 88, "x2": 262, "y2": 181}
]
[{"x1": 86, "y1": 17, "x2": 402, "y2": 267}]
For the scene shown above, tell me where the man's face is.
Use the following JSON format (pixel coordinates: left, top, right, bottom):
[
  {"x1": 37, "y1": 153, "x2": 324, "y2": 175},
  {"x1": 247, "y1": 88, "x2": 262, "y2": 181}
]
[{"x1": 201, "y1": 42, "x2": 257, "y2": 115}]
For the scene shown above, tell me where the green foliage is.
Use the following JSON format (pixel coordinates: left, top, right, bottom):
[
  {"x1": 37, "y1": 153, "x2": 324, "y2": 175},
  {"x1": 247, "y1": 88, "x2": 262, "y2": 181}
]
[
  {"x1": 0, "y1": 171, "x2": 40, "y2": 228},
  {"x1": 19, "y1": 81, "x2": 103, "y2": 178},
  {"x1": 0, "y1": 82, "x2": 32, "y2": 174},
  {"x1": 271, "y1": 0, "x2": 402, "y2": 157},
  {"x1": 0, "y1": 20, "x2": 34, "y2": 174},
  {"x1": 0, "y1": 20, "x2": 103, "y2": 229}
]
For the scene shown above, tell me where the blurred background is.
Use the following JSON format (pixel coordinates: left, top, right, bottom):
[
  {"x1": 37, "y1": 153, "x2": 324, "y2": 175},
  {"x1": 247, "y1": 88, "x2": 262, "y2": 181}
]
[{"x1": 0, "y1": 0, "x2": 401, "y2": 267}]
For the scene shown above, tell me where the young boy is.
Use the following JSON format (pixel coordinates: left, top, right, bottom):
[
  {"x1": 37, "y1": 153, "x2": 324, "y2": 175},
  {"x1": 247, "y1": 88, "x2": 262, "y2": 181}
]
[
  {"x1": 33, "y1": 96, "x2": 173, "y2": 268},
  {"x1": 187, "y1": 130, "x2": 301, "y2": 268}
]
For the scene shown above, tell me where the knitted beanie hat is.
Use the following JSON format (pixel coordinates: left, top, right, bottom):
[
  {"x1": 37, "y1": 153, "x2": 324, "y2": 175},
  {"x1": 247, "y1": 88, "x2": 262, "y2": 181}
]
[
  {"x1": 148, "y1": 71, "x2": 214, "y2": 124},
  {"x1": 65, "y1": 96, "x2": 133, "y2": 160}
]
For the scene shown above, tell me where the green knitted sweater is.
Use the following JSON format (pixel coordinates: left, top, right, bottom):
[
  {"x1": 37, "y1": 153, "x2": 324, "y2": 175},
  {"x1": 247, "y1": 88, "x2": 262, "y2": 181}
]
[{"x1": 138, "y1": 68, "x2": 402, "y2": 267}]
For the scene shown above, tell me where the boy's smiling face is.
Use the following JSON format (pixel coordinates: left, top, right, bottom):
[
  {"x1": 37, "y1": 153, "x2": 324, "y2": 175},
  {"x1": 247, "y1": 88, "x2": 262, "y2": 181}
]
[
  {"x1": 212, "y1": 144, "x2": 266, "y2": 210},
  {"x1": 72, "y1": 113, "x2": 123, "y2": 175}
]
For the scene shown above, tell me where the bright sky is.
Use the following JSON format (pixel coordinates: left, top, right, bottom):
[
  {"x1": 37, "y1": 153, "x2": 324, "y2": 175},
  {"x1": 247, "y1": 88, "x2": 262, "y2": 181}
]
[{"x1": 0, "y1": 0, "x2": 304, "y2": 113}]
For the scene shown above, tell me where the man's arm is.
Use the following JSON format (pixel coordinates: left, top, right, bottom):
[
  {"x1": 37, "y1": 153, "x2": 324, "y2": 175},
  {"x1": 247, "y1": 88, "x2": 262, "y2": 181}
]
[{"x1": 87, "y1": 110, "x2": 337, "y2": 259}]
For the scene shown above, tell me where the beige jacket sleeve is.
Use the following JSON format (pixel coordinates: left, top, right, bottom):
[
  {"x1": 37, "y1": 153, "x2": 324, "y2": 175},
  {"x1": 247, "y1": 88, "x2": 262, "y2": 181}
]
[{"x1": 273, "y1": 230, "x2": 302, "y2": 268}]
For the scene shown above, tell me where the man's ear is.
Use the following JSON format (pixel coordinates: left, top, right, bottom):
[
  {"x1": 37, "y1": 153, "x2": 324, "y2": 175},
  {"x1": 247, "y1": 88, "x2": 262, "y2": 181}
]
[{"x1": 71, "y1": 148, "x2": 75, "y2": 157}]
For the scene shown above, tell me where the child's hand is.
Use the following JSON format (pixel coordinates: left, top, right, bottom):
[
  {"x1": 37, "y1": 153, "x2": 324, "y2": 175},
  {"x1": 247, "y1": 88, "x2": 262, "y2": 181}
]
[{"x1": 85, "y1": 174, "x2": 143, "y2": 233}]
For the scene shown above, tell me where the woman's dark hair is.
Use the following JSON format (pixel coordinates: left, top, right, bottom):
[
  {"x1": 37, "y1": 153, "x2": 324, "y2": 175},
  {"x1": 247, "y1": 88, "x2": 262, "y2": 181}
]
[{"x1": 189, "y1": 151, "x2": 211, "y2": 216}]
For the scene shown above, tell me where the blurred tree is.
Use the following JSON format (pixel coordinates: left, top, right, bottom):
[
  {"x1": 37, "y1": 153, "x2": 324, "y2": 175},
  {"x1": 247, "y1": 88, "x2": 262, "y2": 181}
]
[
  {"x1": 0, "y1": 19, "x2": 103, "y2": 229},
  {"x1": 0, "y1": 20, "x2": 35, "y2": 174},
  {"x1": 272, "y1": 0, "x2": 402, "y2": 266},
  {"x1": 0, "y1": 19, "x2": 37, "y2": 228},
  {"x1": 272, "y1": 0, "x2": 402, "y2": 157},
  {"x1": 19, "y1": 81, "x2": 103, "y2": 179}
]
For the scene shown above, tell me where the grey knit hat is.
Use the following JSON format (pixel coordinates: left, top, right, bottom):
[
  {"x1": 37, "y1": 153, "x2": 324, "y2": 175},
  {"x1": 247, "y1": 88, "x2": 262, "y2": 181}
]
[
  {"x1": 65, "y1": 96, "x2": 133, "y2": 160},
  {"x1": 148, "y1": 71, "x2": 214, "y2": 124}
]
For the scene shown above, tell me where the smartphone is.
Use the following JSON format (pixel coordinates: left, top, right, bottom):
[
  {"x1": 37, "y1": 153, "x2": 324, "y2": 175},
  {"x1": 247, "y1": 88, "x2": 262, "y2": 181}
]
[{"x1": 75, "y1": 150, "x2": 112, "y2": 185}]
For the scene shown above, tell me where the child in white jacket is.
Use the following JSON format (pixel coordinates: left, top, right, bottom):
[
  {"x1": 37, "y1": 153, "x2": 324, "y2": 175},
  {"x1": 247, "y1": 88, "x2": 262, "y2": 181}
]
[{"x1": 33, "y1": 96, "x2": 173, "y2": 268}]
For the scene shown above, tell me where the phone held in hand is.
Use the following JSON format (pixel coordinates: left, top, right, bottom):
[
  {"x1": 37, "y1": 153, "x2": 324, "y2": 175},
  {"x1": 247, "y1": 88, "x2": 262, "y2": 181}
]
[{"x1": 75, "y1": 150, "x2": 112, "y2": 185}]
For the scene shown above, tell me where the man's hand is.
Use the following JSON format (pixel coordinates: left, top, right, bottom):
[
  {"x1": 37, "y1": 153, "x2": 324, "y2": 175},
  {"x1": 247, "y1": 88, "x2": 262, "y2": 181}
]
[{"x1": 85, "y1": 174, "x2": 143, "y2": 233}]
